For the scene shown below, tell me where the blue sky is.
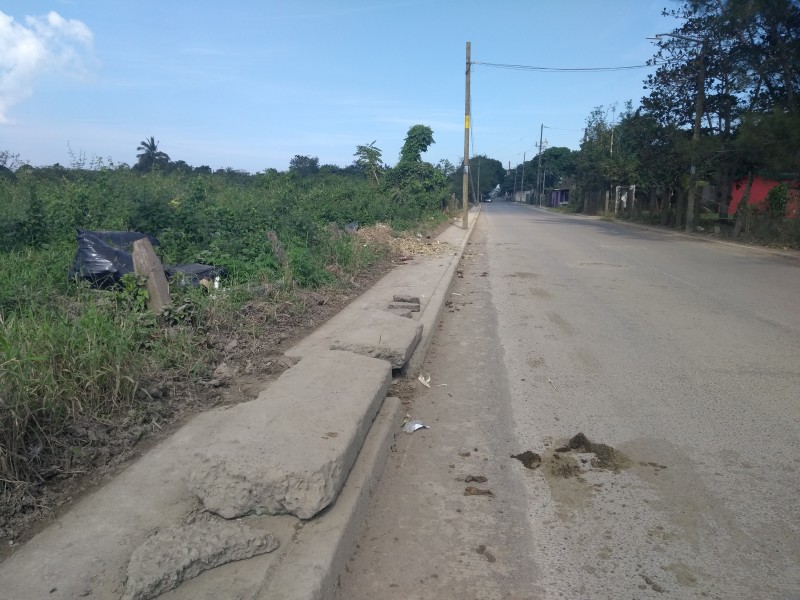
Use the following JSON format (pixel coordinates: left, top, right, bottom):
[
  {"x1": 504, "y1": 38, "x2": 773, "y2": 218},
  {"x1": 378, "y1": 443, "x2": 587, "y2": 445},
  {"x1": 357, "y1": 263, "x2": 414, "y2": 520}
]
[{"x1": 1, "y1": 1, "x2": 678, "y2": 172}]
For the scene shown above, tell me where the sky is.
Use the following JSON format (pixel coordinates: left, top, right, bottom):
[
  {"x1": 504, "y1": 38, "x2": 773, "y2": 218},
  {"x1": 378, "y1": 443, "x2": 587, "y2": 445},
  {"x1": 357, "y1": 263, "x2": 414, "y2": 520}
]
[{"x1": 0, "y1": 1, "x2": 681, "y2": 173}]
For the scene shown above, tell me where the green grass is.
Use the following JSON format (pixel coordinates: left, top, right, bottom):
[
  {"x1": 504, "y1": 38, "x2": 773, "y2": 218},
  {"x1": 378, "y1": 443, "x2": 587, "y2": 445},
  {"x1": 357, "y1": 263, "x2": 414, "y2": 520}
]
[{"x1": 0, "y1": 165, "x2": 449, "y2": 495}]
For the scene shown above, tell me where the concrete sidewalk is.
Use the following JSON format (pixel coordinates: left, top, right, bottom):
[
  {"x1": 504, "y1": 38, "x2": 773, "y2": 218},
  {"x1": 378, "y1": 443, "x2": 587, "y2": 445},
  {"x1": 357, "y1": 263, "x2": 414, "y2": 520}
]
[{"x1": 0, "y1": 208, "x2": 478, "y2": 600}]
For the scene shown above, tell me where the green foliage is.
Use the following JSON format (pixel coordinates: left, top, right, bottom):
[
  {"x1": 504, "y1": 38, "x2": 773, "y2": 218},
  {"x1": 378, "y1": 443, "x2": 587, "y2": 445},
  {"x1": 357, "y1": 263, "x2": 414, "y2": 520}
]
[
  {"x1": 288, "y1": 155, "x2": 320, "y2": 178},
  {"x1": 453, "y1": 154, "x2": 506, "y2": 200},
  {"x1": 353, "y1": 141, "x2": 383, "y2": 185},
  {"x1": 398, "y1": 125, "x2": 435, "y2": 163},
  {"x1": 0, "y1": 129, "x2": 451, "y2": 492},
  {"x1": 135, "y1": 137, "x2": 171, "y2": 172},
  {"x1": 765, "y1": 183, "x2": 789, "y2": 217}
]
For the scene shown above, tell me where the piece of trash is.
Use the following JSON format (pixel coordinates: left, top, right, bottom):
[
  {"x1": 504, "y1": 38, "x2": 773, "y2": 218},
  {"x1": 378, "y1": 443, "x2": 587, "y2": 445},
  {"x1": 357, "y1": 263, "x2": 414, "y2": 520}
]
[
  {"x1": 436, "y1": 383, "x2": 448, "y2": 387},
  {"x1": 465, "y1": 475, "x2": 487, "y2": 483},
  {"x1": 548, "y1": 378, "x2": 558, "y2": 391},
  {"x1": 511, "y1": 451, "x2": 542, "y2": 469},
  {"x1": 418, "y1": 374, "x2": 431, "y2": 388},
  {"x1": 451, "y1": 292, "x2": 463, "y2": 296},
  {"x1": 464, "y1": 486, "x2": 494, "y2": 497},
  {"x1": 402, "y1": 420, "x2": 430, "y2": 434}
]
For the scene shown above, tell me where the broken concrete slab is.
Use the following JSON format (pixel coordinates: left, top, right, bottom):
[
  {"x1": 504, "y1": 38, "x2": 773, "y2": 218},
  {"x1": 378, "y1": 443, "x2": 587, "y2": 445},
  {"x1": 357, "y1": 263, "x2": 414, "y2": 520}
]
[
  {"x1": 387, "y1": 301, "x2": 420, "y2": 312},
  {"x1": 287, "y1": 309, "x2": 422, "y2": 370},
  {"x1": 386, "y1": 307, "x2": 413, "y2": 319},
  {"x1": 329, "y1": 311, "x2": 421, "y2": 369},
  {"x1": 188, "y1": 350, "x2": 391, "y2": 520},
  {"x1": 123, "y1": 519, "x2": 279, "y2": 600},
  {"x1": 0, "y1": 407, "x2": 288, "y2": 600},
  {"x1": 392, "y1": 294, "x2": 420, "y2": 304},
  {"x1": 259, "y1": 397, "x2": 403, "y2": 600}
]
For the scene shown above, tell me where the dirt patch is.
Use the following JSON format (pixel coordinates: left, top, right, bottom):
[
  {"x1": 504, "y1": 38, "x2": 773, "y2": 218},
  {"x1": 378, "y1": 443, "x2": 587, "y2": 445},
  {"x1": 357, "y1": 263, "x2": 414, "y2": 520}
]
[
  {"x1": 464, "y1": 475, "x2": 487, "y2": 483},
  {"x1": 549, "y1": 453, "x2": 583, "y2": 478},
  {"x1": 555, "y1": 432, "x2": 631, "y2": 472},
  {"x1": 464, "y1": 486, "x2": 494, "y2": 497},
  {"x1": 475, "y1": 544, "x2": 496, "y2": 563},
  {"x1": 354, "y1": 223, "x2": 453, "y2": 259},
  {"x1": 511, "y1": 451, "x2": 542, "y2": 469}
]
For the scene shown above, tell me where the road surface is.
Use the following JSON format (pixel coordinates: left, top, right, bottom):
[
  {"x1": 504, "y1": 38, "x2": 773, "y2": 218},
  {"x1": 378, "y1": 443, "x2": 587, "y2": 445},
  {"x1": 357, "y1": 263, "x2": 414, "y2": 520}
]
[{"x1": 337, "y1": 203, "x2": 800, "y2": 600}]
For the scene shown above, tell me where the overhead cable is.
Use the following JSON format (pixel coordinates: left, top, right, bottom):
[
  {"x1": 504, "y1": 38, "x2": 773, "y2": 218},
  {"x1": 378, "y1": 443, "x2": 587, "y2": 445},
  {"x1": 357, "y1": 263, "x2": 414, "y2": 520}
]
[{"x1": 473, "y1": 61, "x2": 657, "y2": 72}]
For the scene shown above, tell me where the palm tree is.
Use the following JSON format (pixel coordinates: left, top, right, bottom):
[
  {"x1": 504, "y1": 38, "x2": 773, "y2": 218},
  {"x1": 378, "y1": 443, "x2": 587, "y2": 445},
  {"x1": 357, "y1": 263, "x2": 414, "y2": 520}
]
[{"x1": 135, "y1": 137, "x2": 170, "y2": 172}]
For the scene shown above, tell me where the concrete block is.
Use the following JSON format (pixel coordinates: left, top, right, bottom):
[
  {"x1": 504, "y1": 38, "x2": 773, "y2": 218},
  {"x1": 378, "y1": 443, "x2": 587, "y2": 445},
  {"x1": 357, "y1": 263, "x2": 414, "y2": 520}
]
[
  {"x1": 328, "y1": 310, "x2": 421, "y2": 369},
  {"x1": 386, "y1": 308, "x2": 413, "y2": 319},
  {"x1": 287, "y1": 310, "x2": 422, "y2": 370},
  {"x1": 188, "y1": 351, "x2": 391, "y2": 520},
  {"x1": 393, "y1": 294, "x2": 420, "y2": 304},
  {"x1": 132, "y1": 238, "x2": 170, "y2": 314},
  {"x1": 386, "y1": 301, "x2": 420, "y2": 312},
  {"x1": 123, "y1": 519, "x2": 279, "y2": 600}
]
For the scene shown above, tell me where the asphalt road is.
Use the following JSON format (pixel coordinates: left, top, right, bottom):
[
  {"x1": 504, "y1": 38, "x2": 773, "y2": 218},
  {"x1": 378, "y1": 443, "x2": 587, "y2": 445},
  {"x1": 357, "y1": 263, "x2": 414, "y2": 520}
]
[{"x1": 338, "y1": 202, "x2": 800, "y2": 600}]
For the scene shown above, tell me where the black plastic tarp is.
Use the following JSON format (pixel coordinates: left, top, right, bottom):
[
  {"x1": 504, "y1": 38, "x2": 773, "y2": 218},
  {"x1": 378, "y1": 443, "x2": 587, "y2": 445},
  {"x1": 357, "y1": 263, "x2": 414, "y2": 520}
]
[{"x1": 68, "y1": 229, "x2": 223, "y2": 289}]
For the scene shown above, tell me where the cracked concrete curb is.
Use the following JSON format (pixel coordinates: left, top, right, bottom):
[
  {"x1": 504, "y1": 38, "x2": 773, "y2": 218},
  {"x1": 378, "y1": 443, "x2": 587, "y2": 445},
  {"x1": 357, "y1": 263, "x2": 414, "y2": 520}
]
[
  {"x1": 257, "y1": 397, "x2": 404, "y2": 599},
  {"x1": 188, "y1": 351, "x2": 392, "y2": 520}
]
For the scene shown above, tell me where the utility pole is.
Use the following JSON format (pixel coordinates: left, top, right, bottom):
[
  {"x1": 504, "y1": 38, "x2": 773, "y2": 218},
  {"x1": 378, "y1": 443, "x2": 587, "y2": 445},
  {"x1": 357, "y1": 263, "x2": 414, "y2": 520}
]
[
  {"x1": 520, "y1": 153, "x2": 526, "y2": 203},
  {"x1": 513, "y1": 164, "x2": 517, "y2": 199},
  {"x1": 686, "y1": 39, "x2": 707, "y2": 234},
  {"x1": 461, "y1": 41, "x2": 471, "y2": 229},
  {"x1": 477, "y1": 157, "x2": 481, "y2": 203},
  {"x1": 535, "y1": 124, "x2": 543, "y2": 206}
]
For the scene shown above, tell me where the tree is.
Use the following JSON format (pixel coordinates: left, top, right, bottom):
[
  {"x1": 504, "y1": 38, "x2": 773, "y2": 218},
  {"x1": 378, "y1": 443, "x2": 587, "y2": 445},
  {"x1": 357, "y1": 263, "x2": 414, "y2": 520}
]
[
  {"x1": 452, "y1": 155, "x2": 505, "y2": 200},
  {"x1": 385, "y1": 125, "x2": 448, "y2": 216},
  {"x1": 398, "y1": 125, "x2": 435, "y2": 163},
  {"x1": 135, "y1": 137, "x2": 170, "y2": 172},
  {"x1": 353, "y1": 141, "x2": 383, "y2": 184},
  {"x1": 288, "y1": 155, "x2": 320, "y2": 177},
  {"x1": 641, "y1": 0, "x2": 800, "y2": 222}
]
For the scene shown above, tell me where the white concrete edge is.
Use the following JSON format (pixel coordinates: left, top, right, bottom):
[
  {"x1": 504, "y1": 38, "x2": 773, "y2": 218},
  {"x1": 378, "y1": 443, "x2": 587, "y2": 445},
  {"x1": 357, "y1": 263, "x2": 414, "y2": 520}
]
[
  {"x1": 405, "y1": 208, "x2": 481, "y2": 377},
  {"x1": 257, "y1": 396, "x2": 404, "y2": 600}
]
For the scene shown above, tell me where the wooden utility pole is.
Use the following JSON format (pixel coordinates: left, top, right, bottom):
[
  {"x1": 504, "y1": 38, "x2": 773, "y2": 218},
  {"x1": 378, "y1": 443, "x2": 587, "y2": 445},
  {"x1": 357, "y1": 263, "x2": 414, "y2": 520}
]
[
  {"x1": 535, "y1": 124, "x2": 544, "y2": 206},
  {"x1": 520, "y1": 153, "x2": 526, "y2": 203},
  {"x1": 686, "y1": 39, "x2": 707, "y2": 234},
  {"x1": 462, "y1": 42, "x2": 471, "y2": 229}
]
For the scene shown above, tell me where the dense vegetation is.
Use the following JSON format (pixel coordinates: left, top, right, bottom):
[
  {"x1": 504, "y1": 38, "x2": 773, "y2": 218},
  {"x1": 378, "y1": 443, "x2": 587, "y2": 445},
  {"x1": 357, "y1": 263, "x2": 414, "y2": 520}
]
[
  {"x1": 503, "y1": 0, "x2": 800, "y2": 244},
  {"x1": 0, "y1": 126, "x2": 450, "y2": 497}
]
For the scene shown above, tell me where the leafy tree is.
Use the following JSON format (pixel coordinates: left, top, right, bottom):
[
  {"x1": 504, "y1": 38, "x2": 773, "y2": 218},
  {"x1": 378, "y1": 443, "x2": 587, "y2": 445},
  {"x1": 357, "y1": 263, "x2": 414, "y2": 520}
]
[
  {"x1": 288, "y1": 155, "x2": 320, "y2": 177},
  {"x1": 453, "y1": 154, "x2": 505, "y2": 200},
  {"x1": 385, "y1": 125, "x2": 448, "y2": 217},
  {"x1": 135, "y1": 137, "x2": 170, "y2": 172},
  {"x1": 170, "y1": 160, "x2": 193, "y2": 175},
  {"x1": 353, "y1": 141, "x2": 383, "y2": 185},
  {"x1": 398, "y1": 125, "x2": 435, "y2": 163}
]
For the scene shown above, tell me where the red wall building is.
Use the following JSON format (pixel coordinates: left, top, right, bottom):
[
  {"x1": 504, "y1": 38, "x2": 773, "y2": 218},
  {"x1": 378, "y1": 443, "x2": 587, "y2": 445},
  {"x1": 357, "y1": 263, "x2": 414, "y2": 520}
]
[{"x1": 728, "y1": 175, "x2": 800, "y2": 218}]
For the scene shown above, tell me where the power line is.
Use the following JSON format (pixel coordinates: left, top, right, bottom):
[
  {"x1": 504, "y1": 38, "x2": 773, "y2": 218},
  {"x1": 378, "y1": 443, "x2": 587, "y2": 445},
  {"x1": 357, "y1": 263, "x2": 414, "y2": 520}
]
[{"x1": 473, "y1": 61, "x2": 657, "y2": 72}]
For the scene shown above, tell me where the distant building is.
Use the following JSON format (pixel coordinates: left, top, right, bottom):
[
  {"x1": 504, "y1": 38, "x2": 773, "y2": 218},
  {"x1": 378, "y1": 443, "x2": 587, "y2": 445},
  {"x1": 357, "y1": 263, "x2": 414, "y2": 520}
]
[
  {"x1": 549, "y1": 188, "x2": 569, "y2": 207},
  {"x1": 728, "y1": 175, "x2": 799, "y2": 218}
]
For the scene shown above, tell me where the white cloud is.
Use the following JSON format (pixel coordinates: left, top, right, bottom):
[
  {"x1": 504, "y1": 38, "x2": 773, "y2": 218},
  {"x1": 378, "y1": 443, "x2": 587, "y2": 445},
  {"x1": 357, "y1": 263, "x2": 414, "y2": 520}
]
[{"x1": 0, "y1": 10, "x2": 93, "y2": 123}]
